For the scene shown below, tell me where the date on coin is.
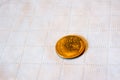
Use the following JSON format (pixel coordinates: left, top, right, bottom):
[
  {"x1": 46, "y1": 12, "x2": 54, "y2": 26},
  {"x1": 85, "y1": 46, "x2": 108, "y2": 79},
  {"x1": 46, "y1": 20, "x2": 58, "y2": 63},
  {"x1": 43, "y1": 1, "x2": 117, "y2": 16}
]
[{"x1": 55, "y1": 35, "x2": 88, "y2": 59}]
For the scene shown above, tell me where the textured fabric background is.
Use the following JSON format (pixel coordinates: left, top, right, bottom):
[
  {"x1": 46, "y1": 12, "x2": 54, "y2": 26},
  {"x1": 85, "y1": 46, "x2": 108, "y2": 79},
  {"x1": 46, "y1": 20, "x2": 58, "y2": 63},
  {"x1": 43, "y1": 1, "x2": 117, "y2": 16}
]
[{"x1": 0, "y1": 0, "x2": 120, "y2": 80}]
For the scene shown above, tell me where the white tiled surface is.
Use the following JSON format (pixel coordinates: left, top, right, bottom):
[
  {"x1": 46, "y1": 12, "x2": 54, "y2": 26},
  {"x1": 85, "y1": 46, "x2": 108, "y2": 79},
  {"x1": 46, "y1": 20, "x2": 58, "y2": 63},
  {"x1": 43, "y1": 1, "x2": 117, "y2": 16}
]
[{"x1": 0, "y1": 0, "x2": 120, "y2": 80}]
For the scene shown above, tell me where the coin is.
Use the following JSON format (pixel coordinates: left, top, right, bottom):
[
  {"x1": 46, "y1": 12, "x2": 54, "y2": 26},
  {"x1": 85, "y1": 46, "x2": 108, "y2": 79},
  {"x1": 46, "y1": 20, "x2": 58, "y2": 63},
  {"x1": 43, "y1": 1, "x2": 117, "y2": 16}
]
[{"x1": 55, "y1": 35, "x2": 88, "y2": 59}]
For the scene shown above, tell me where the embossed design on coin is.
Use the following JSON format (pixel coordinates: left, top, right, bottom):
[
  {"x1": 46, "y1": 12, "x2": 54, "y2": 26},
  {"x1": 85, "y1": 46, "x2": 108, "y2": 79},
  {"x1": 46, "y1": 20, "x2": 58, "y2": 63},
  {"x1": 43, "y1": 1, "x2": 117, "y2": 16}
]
[
  {"x1": 55, "y1": 35, "x2": 88, "y2": 59},
  {"x1": 63, "y1": 36, "x2": 81, "y2": 51}
]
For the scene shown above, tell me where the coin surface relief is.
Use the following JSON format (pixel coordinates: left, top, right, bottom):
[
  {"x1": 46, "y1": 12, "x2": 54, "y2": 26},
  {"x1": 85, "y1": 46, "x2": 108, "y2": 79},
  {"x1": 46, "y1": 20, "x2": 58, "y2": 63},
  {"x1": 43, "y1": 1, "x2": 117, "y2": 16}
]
[{"x1": 55, "y1": 35, "x2": 88, "y2": 59}]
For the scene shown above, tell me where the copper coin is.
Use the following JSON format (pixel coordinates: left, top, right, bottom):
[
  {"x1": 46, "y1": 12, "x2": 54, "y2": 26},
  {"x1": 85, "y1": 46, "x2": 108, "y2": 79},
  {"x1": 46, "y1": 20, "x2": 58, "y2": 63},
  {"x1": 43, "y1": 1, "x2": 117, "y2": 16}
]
[{"x1": 55, "y1": 35, "x2": 88, "y2": 59}]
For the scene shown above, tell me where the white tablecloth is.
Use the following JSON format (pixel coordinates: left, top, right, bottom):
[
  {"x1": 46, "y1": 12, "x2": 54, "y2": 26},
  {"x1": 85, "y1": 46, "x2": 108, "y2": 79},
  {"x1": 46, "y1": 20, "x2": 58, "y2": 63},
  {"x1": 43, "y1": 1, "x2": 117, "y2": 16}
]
[{"x1": 0, "y1": 0, "x2": 120, "y2": 80}]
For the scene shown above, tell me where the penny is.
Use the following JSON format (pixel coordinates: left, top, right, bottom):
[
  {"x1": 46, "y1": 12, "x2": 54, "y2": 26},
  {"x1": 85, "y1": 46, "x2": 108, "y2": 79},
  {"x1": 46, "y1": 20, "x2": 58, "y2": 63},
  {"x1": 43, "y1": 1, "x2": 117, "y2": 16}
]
[{"x1": 55, "y1": 35, "x2": 88, "y2": 59}]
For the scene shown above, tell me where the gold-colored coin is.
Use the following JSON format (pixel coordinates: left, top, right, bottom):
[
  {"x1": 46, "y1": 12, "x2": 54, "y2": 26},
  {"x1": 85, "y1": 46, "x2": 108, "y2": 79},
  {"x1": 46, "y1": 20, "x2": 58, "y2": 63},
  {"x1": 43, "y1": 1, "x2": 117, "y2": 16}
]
[{"x1": 55, "y1": 35, "x2": 88, "y2": 59}]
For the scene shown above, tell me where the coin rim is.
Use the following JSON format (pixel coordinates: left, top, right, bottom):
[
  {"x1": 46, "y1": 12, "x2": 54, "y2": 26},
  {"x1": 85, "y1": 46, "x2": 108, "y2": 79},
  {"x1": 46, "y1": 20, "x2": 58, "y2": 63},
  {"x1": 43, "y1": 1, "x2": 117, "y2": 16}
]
[{"x1": 55, "y1": 35, "x2": 87, "y2": 59}]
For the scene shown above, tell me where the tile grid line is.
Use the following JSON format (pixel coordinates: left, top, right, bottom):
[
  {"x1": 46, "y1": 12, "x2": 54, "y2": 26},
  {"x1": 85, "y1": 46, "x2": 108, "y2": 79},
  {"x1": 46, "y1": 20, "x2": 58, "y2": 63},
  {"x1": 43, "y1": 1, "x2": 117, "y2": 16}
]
[
  {"x1": 1, "y1": 63, "x2": 120, "y2": 66},
  {"x1": 14, "y1": 23, "x2": 29, "y2": 80},
  {"x1": 0, "y1": 28, "x2": 11, "y2": 64},
  {"x1": 82, "y1": 1, "x2": 90, "y2": 80},
  {"x1": 0, "y1": 29, "x2": 118, "y2": 32},
  {"x1": 35, "y1": 45, "x2": 47, "y2": 80},
  {"x1": 35, "y1": 11, "x2": 51, "y2": 80},
  {"x1": 11, "y1": 4, "x2": 30, "y2": 32},
  {"x1": 0, "y1": 0, "x2": 13, "y2": 65},
  {"x1": 1, "y1": 45, "x2": 120, "y2": 48},
  {"x1": 58, "y1": 1, "x2": 73, "y2": 80},
  {"x1": 107, "y1": 0, "x2": 112, "y2": 80},
  {"x1": 14, "y1": 4, "x2": 35, "y2": 80}
]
